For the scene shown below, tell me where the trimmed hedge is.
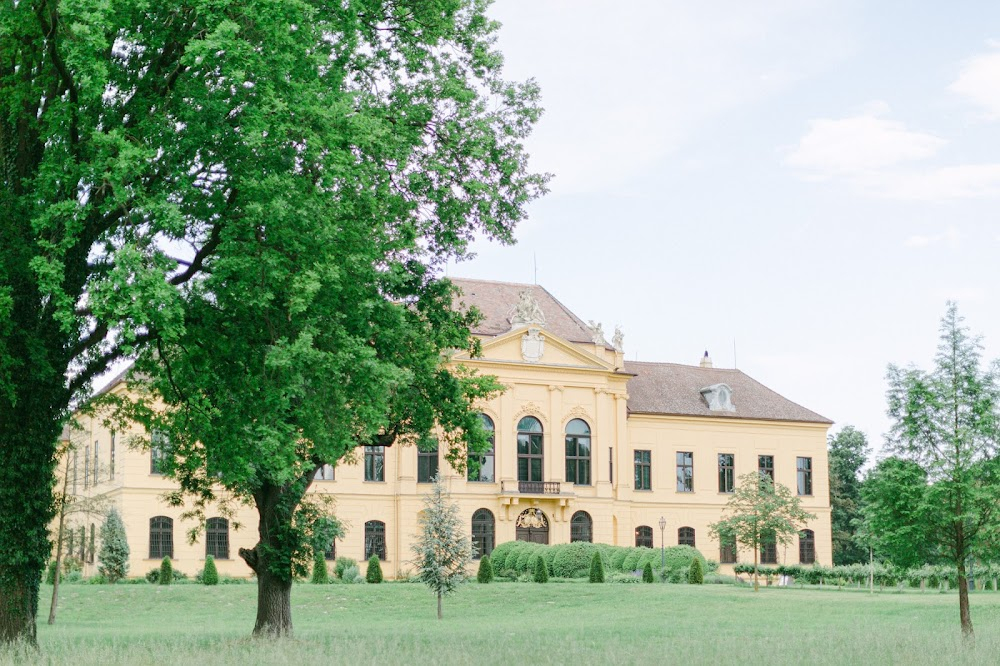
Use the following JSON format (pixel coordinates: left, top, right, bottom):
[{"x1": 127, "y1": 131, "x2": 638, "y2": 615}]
[{"x1": 552, "y1": 542, "x2": 599, "y2": 578}]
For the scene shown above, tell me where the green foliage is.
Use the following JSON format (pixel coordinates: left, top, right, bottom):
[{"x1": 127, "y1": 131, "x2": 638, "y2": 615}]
[
  {"x1": 488, "y1": 542, "x2": 517, "y2": 574},
  {"x1": 860, "y1": 458, "x2": 936, "y2": 569},
  {"x1": 589, "y1": 551, "x2": 605, "y2": 583},
  {"x1": 828, "y1": 426, "x2": 870, "y2": 565},
  {"x1": 661, "y1": 546, "x2": 707, "y2": 575},
  {"x1": 608, "y1": 548, "x2": 629, "y2": 571},
  {"x1": 477, "y1": 556, "x2": 494, "y2": 584},
  {"x1": 532, "y1": 555, "x2": 548, "y2": 583},
  {"x1": 340, "y1": 565, "x2": 364, "y2": 585},
  {"x1": 45, "y1": 560, "x2": 61, "y2": 585},
  {"x1": 710, "y1": 473, "x2": 817, "y2": 590},
  {"x1": 366, "y1": 556, "x2": 383, "y2": 585},
  {"x1": 159, "y1": 557, "x2": 174, "y2": 586},
  {"x1": 310, "y1": 552, "x2": 329, "y2": 585},
  {"x1": 334, "y1": 558, "x2": 357, "y2": 580},
  {"x1": 642, "y1": 562, "x2": 655, "y2": 583},
  {"x1": 98, "y1": 507, "x2": 130, "y2": 584},
  {"x1": 515, "y1": 545, "x2": 541, "y2": 574},
  {"x1": 202, "y1": 556, "x2": 219, "y2": 586},
  {"x1": 621, "y1": 548, "x2": 645, "y2": 572},
  {"x1": 552, "y1": 542, "x2": 598, "y2": 578},
  {"x1": 688, "y1": 558, "x2": 704, "y2": 584},
  {"x1": 411, "y1": 476, "x2": 472, "y2": 612}
]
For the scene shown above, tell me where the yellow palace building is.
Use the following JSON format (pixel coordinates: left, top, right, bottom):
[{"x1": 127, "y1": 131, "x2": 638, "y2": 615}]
[{"x1": 62, "y1": 278, "x2": 833, "y2": 578}]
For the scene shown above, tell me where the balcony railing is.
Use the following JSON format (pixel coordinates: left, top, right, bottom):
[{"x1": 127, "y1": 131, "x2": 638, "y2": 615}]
[{"x1": 500, "y1": 480, "x2": 564, "y2": 495}]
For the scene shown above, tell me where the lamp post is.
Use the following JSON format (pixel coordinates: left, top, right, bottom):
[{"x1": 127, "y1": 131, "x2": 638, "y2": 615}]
[{"x1": 658, "y1": 516, "x2": 666, "y2": 569}]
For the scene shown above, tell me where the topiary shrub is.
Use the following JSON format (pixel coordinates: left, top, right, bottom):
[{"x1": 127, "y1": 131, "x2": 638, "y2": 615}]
[
  {"x1": 366, "y1": 555, "x2": 383, "y2": 584},
  {"x1": 488, "y1": 542, "x2": 517, "y2": 574},
  {"x1": 334, "y1": 557, "x2": 357, "y2": 580},
  {"x1": 608, "y1": 547, "x2": 629, "y2": 571},
  {"x1": 159, "y1": 557, "x2": 173, "y2": 585},
  {"x1": 688, "y1": 557, "x2": 704, "y2": 584},
  {"x1": 203, "y1": 555, "x2": 219, "y2": 586},
  {"x1": 589, "y1": 551, "x2": 605, "y2": 583},
  {"x1": 636, "y1": 549, "x2": 659, "y2": 571},
  {"x1": 515, "y1": 545, "x2": 541, "y2": 574},
  {"x1": 532, "y1": 555, "x2": 548, "y2": 583},
  {"x1": 642, "y1": 561, "x2": 654, "y2": 583},
  {"x1": 477, "y1": 555, "x2": 494, "y2": 584},
  {"x1": 341, "y1": 564, "x2": 363, "y2": 584},
  {"x1": 503, "y1": 542, "x2": 531, "y2": 573},
  {"x1": 543, "y1": 545, "x2": 561, "y2": 575},
  {"x1": 552, "y1": 542, "x2": 598, "y2": 578},
  {"x1": 622, "y1": 548, "x2": 644, "y2": 572},
  {"x1": 310, "y1": 551, "x2": 328, "y2": 584}
]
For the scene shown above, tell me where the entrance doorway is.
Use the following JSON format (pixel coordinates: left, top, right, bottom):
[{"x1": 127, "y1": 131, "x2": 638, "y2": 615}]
[{"x1": 515, "y1": 508, "x2": 549, "y2": 544}]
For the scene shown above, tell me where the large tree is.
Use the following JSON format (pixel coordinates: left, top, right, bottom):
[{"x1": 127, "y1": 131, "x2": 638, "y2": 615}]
[
  {"x1": 859, "y1": 456, "x2": 938, "y2": 570},
  {"x1": 827, "y1": 425, "x2": 869, "y2": 565},
  {"x1": 885, "y1": 302, "x2": 1000, "y2": 638},
  {"x1": 2, "y1": 0, "x2": 543, "y2": 645},
  {"x1": 98, "y1": 0, "x2": 544, "y2": 638},
  {"x1": 709, "y1": 473, "x2": 816, "y2": 592}
]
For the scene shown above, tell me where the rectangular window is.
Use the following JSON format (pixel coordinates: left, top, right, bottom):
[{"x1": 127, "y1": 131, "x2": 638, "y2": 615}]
[
  {"x1": 93, "y1": 441, "x2": 99, "y2": 484},
  {"x1": 468, "y1": 444, "x2": 495, "y2": 483},
  {"x1": 720, "y1": 535, "x2": 737, "y2": 564},
  {"x1": 84, "y1": 445, "x2": 90, "y2": 488},
  {"x1": 676, "y1": 451, "x2": 693, "y2": 492},
  {"x1": 150, "y1": 431, "x2": 168, "y2": 475},
  {"x1": 634, "y1": 450, "x2": 651, "y2": 490},
  {"x1": 758, "y1": 455, "x2": 774, "y2": 482},
  {"x1": 797, "y1": 456, "x2": 813, "y2": 495},
  {"x1": 364, "y1": 446, "x2": 385, "y2": 482},
  {"x1": 718, "y1": 453, "x2": 735, "y2": 493},
  {"x1": 110, "y1": 431, "x2": 115, "y2": 480},
  {"x1": 314, "y1": 464, "x2": 335, "y2": 481},
  {"x1": 72, "y1": 452, "x2": 78, "y2": 494},
  {"x1": 761, "y1": 531, "x2": 777, "y2": 564},
  {"x1": 417, "y1": 441, "x2": 439, "y2": 483}
]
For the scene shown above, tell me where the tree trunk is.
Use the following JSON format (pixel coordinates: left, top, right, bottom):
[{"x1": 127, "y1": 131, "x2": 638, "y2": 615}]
[
  {"x1": 753, "y1": 545, "x2": 759, "y2": 592},
  {"x1": 238, "y1": 475, "x2": 313, "y2": 638},
  {"x1": 437, "y1": 591, "x2": 442, "y2": 620},
  {"x1": 957, "y1": 559, "x2": 974, "y2": 639},
  {"x1": 49, "y1": 454, "x2": 72, "y2": 625}
]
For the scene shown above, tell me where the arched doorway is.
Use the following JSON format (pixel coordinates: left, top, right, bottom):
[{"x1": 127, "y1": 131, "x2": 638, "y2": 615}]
[{"x1": 515, "y1": 508, "x2": 549, "y2": 544}]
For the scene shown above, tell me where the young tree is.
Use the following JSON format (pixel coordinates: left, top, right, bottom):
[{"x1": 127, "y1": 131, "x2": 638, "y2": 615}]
[
  {"x1": 859, "y1": 457, "x2": 937, "y2": 569},
  {"x1": 884, "y1": 303, "x2": 1000, "y2": 638},
  {"x1": 828, "y1": 426, "x2": 870, "y2": 564},
  {"x1": 97, "y1": 508, "x2": 130, "y2": 584},
  {"x1": 412, "y1": 475, "x2": 472, "y2": 619},
  {"x1": 710, "y1": 473, "x2": 816, "y2": 592},
  {"x1": 99, "y1": 0, "x2": 544, "y2": 639}
]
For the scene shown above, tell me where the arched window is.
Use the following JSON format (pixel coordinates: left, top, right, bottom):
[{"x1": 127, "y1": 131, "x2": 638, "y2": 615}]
[
  {"x1": 325, "y1": 539, "x2": 336, "y2": 561},
  {"x1": 565, "y1": 419, "x2": 591, "y2": 486},
  {"x1": 678, "y1": 526, "x2": 695, "y2": 548},
  {"x1": 570, "y1": 511, "x2": 593, "y2": 543},
  {"x1": 468, "y1": 415, "x2": 495, "y2": 483},
  {"x1": 149, "y1": 516, "x2": 173, "y2": 559},
  {"x1": 761, "y1": 529, "x2": 777, "y2": 564},
  {"x1": 206, "y1": 517, "x2": 230, "y2": 559},
  {"x1": 365, "y1": 520, "x2": 386, "y2": 561},
  {"x1": 635, "y1": 525, "x2": 653, "y2": 548},
  {"x1": 799, "y1": 529, "x2": 815, "y2": 564},
  {"x1": 517, "y1": 416, "x2": 543, "y2": 483},
  {"x1": 471, "y1": 509, "x2": 495, "y2": 559},
  {"x1": 88, "y1": 523, "x2": 96, "y2": 563}
]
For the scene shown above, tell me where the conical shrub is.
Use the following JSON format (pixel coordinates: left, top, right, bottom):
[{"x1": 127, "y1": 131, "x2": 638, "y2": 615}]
[
  {"x1": 477, "y1": 555, "x2": 494, "y2": 584},
  {"x1": 533, "y1": 554, "x2": 548, "y2": 583},
  {"x1": 687, "y1": 557, "x2": 704, "y2": 584},
  {"x1": 589, "y1": 551, "x2": 605, "y2": 583},
  {"x1": 366, "y1": 555, "x2": 383, "y2": 583},
  {"x1": 203, "y1": 555, "x2": 219, "y2": 585},
  {"x1": 159, "y1": 556, "x2": 173, "y2": 585},
  {"x1": 642, "y1": 561, "x2": 654, "y2": 583}
]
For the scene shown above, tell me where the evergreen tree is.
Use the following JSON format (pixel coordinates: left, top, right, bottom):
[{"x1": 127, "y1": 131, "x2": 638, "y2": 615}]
[
  {"x1": 828, "y1": 426, "x2": 870, "y2": 565},
  {"x1": 687, "y1": 558, "x2": 704, "y2": 584},
  {"x1": 477, "y1": 555, "x2": 494, "y2": 584},
  {"x1": 159, "y1": 557, "x2": 173, "y2": 586},
  {"x1": 412, "y1": 475, "x2": 472, "y2": 618},
  {"x1": 366, "y1": 556, "x2": 383, "y2": 585},
  {"x1": 589, "y1": 551, "x2": 605, "y2": 583},
  {"x1": 311, "y1": 552, "x2": 329, "y2": 585},
  {"x1": 97, "y1": 508, "x2": 129, "y2": 584},
  {"x1": 642, "y1": 562, "x2": 655, "y2": 583},
  {"x1": 202, "y1": 555, "x2": 219, "y2": 586},
  {"x1": 532, "y1": 555, "x2": 548, "y2": 583},
  {"x1": 884, "y1": 303, "x2": 1000, "y2": 639}
]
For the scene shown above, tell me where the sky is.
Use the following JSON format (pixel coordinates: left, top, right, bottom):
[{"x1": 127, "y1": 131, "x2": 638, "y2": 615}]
[{"x1": 446, "y1": 0, "x2": 1000, "y2": 459}]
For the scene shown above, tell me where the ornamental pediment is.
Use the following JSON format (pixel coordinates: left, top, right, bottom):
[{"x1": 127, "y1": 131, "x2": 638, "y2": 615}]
[{"x1": 453, "y1": 326, "x2": 615, "y2": 371}]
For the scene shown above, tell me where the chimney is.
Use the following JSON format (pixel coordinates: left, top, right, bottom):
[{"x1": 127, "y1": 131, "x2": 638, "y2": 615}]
[{"x1": 700, "y1": 350, "x2": 713, "y2": 368}]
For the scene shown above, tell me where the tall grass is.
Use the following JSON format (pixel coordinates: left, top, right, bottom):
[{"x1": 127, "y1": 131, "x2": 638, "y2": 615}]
[{"x1": 4, "y1": 583, "x2": 1000, "y2": 665}]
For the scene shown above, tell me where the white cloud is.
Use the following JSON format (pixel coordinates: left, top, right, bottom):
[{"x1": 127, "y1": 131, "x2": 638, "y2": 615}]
[
  {"x1": 949, "y1": 49, "x2": 1000, "y2": 119},
  {"x1": 785, "y1": 103, "x2": 1000, "y2": 200},
  {"x1": 784, "y1": 102, "x2": 945, "y2": 177},
  {"x1": 904, "y1": 227, "x2": 961, "y2": 248}
]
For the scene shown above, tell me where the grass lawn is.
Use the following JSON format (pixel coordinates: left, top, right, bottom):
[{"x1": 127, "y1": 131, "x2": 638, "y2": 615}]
[{"x1": 6, "y1": 582, "x2": 1000, "y2": 665}]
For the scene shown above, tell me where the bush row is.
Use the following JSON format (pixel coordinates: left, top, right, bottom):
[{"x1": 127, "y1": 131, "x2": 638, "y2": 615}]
[
  {"x1": 731, "y1": 562, "x2": 1000, "y2": 590},
  {"x1": 488, "y1": 541, "x2": 708, "y2": 580}
]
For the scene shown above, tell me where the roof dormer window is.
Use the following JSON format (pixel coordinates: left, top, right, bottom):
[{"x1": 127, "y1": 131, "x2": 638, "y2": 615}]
[{"x1": 701, "y1": 383, "x2": 735, "y2": 412}]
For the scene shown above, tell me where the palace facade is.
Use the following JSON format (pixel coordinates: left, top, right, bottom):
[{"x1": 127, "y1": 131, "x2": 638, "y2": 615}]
[{"x1": 62, "y1": 278, "x2": 832, "y2": 578}]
